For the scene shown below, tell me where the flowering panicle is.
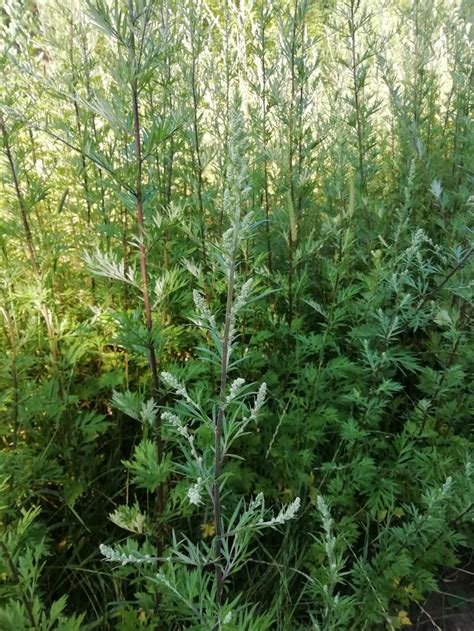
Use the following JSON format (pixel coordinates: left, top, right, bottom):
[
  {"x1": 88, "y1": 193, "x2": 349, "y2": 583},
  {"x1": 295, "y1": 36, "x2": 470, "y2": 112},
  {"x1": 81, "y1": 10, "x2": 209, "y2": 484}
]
[
  {"x1": 317, "y1": 495, "x2": 337, "y2": 574},
  {"x1": 187, "y1": 477, "x2": 204, "y2": 506},
  {"x1": 222, "y1": 223, "x2": 236, "y2": 262},
  {"x1": 259, "y1": 497, "x2": 301, "y2": 527},
  {"x1": 244, "y1": 382, "x2": 267, "y2": 423},
  {"x1": 99, "y1": 543, "x2": 154, "y2": 566},
  {"x1": 232, "y1": 278, "x2": 253, "y2": 315},
  {"x1": 226, "y1": 377, "x2": 246, "y2": 403},
  {"x1": 193, "y1": 289, "x2": 217, "y2": 330},
  {"x1": 253, "y1": 382, "x2": 267, "y2": 416},
  {"x1": 162, "y1": 410, "x2": 201, "y2": 462},
  {"x1": 239, "y1": 211, "x2": 253, "y2": 239},
  {"x1": 225, "y1": 382, "x2": 268, "y2": 445},
  {"x1": 161, "y1": 371, "x2": 194, "y2": 406},
  {"x1": 275, "y1": 496, "x2": 301, "y2": 523}
]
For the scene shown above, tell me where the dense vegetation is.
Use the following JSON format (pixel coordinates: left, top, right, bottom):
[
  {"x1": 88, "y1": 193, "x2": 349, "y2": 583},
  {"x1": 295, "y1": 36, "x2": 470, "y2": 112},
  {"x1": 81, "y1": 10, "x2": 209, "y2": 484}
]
[{"x1": 1, "y1": 0, "x2": 472, "y2": 629}]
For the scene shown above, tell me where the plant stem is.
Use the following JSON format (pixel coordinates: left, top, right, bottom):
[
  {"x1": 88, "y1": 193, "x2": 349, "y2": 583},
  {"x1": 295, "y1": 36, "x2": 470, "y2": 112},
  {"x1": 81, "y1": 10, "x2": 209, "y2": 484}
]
[
  {"x1": 287, "y1": 0, "x2": 299, "y2": 326},
  {"x1": 1, "y1": 117, "x2": 40, "y2": 275},
  {"x1": 1, "y1": 303, "x2": 19, "y2": 443},
  {"x1": 190, "y1": 21, "x2": 207, "y2": 268},
  {"x1": 349, "y1": 0, "x2": 367, "y2": 199},
  {"x1": 259, "y1": 8, "x2": 272, "y2": 273},
  {"x1": 127, "y1": 0, "x2": 164, "y2": 555},
  {"x1": 0, "y1": 116, "x2": 62, "y2": 386},
  {"x1": 213, "y1": 218, "x2": 239, "y2": 624}
]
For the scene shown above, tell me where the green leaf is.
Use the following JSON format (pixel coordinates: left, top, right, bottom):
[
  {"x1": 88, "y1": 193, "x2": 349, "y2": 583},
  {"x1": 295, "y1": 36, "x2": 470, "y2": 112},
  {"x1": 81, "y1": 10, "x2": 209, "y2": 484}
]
[{"x1": 123, "y1": 440, "x2": 172, "y2": 491}]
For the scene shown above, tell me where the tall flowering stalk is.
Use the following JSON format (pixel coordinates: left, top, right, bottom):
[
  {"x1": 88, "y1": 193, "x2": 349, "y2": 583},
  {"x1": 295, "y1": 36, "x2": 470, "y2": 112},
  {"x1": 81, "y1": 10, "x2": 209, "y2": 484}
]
[
  {"x1": 161, "y1": 106, "x2": 271, "y2": 626},
  {"x1": 100, "y1": 105, "x2": 301, "y2": 630},
  {"x1": 211, "y1": 107, "x2": 248, "y2": 609}
]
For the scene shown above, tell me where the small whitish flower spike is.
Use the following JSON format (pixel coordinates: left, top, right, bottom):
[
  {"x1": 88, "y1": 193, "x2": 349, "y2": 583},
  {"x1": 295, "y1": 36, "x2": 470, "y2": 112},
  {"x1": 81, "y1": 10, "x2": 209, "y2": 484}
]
[
  {"x1": 260, "y1": 496, "x2": 301, "y2": 526},
  {"x1": 161, "y1": 371, "x2": 182, "y2": 392},
  {"x1": 247, "y1": 382, "x2": 267, "y2": 422},
  {"x1": 254, "y1": 382, "x2": 267, "y2": 413},
  {"x1": 161, "y1": 371, "x2": 193, "y2": 404},
  {"x1": 232, "y1": 278, "x2": 253, "y2": 314},
  {"x1": 162, "y1": 410, "x2": 189, "y2": 438},
  {"x1": 99, "y1": 544, "x2": 153, "y2": 566},
  {"x1": 283, "y1": 496, "x2": 301, "y2": 520},
  {"x1": 226, "y1": 377, "x2": 246, "y2": 403},
  {"x1": 193, "y1": 289, "x2": 217, "y2": 329},
  {"x1": 187, "y1": 478, "x2": 203, "y2": 506},
  {"x1": 162, "y1": 411, "x2": 201, "y2": 462}
]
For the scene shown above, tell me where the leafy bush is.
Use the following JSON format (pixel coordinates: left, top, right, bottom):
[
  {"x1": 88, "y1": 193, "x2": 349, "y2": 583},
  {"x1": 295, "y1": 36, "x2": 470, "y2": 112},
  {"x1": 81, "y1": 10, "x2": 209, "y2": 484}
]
[{"x1": 1, "y1": 0, "x2": 472, "y2": 629}]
